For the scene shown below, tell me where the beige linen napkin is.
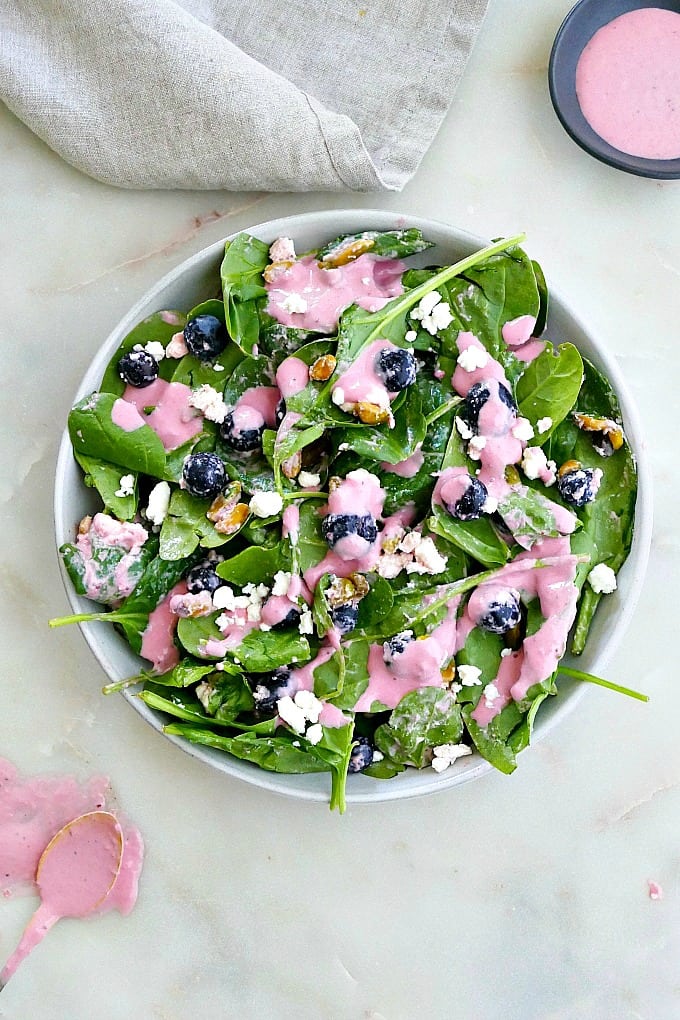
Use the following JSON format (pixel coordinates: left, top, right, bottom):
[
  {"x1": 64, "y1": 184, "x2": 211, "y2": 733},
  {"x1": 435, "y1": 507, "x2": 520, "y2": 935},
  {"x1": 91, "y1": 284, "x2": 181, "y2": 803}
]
[{"x1": 0, "y1": 0, "x2": 488, "y2": 191}]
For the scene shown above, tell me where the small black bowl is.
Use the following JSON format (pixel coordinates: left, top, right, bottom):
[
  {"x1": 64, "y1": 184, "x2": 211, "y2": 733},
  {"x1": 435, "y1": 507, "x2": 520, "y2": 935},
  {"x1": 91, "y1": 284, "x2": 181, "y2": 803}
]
[{"x1": 549, "y1": 0, "x2": 680, "y2": 179}]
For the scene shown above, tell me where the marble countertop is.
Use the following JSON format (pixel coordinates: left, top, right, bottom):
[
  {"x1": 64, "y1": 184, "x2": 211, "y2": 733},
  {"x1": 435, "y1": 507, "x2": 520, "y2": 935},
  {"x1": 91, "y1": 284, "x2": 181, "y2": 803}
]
[{"x1": 1, "y1": 2, "x2": 679, "y2": 1017}]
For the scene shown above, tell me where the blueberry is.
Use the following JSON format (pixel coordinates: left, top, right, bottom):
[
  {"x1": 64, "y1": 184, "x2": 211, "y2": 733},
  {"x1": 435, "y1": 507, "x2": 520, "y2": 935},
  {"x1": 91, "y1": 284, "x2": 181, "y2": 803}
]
[
  {"x1": 476, "y1": 589, "x2": 522, "y2": 634},
  {"x1": 219, "y1": 411, "x2": 264, "y2": 452},
  {"x1": 186, "y1": 563, "x2": 222, "y2": 595},
  {"x1": 118, "y1": 350, "x2": 159, "y2": 388},
  {"x1": 182, "y1": 452, "x2": 226, "y2": 499},
  {"x1": 557, "y1": 466, "x2": 600, "y2": 507},
  {"x1": 446, "y1": 475, "x2": 489, "y2": 522},
  {"x1": 271, "y1": 606, "x2": 301, "y2": 630},
  {"x1": 348, "y1": 736, "x2": 374, "y2": 773},
  {"x1": 252, "y1": 668, "x2": 292, "y2": 716},
  {"x1": 330, "y1": 603, "x2": 359, "y2": 634},
  {"x1": 275, "y1": 398, "x2": 286, "y2": 427},
  {"x1": 464, "y1": 381, "x2": 517, "y2": 430},
  {"x1": 383, "y1": 630, "x2": 414, "y2": 663},
  {"x1": 376, "y1": 348, "x2": 417, "y2": 391},
  {"x1": 321, "y1": 513, "x2": 378, "y2": 550},
  {"x1": 183, "y1": 315, "x2": 228, "y2": 362}
]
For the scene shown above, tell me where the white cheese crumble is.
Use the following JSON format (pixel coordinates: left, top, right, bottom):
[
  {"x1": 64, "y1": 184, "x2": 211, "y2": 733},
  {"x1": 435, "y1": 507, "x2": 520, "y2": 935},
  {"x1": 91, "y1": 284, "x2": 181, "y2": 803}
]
[
  {"x1": 431, "y1": 743, "x2": 472, "y2": 773},
  {"x1": 410, "y1": 291, "x2": 454, "y2": 335},
  {"x1": 277, "y1": 690, "x2": 324, "y2": 739},
  {"x1": 298, "y1": 608, "x2": 314, "y2": 635},
  {"x1": 455, "y1": 416, "x2": 474, "y2": 440},
  {"x1": 398, "y1": 531, "x2": 422, "y2": 554},
  {"x1": 457, "y1": 664, "x2": 483, "y2": 687},
  {"x1": 145, "y1": 481, "x2": 171, "y2": 526},
  {"x1": 115, "y1": 473, "x2": 135, "y2": 498},
  {"x1": 536, "y1": 416, "x2": 553, "y2": 434},
  {"x1": 298, "y1": 470, "x2": 320, "y2": 488},
  {"x1": 212, "y1": 585, "x2": 236, "y2": 611},
  {"x1": 587, "y1": 563, "x2": 617, "y2": 594},
  {"x1": 143, "y1": 340, "x2": 166, "y2": 363},
  {"x1": 249, "y1": 490, "x2": 284, "y2": 518},
  {"x1": 195, "y1": 682, "x2": 214, "y2": 711},
  {"x1": 332, "y1": 388, "x2": 345, "y2": 406},
  {"x1": 406, "y1": 537, "x2": 448, "y2": 575},
  {"x1": 467, "y1": 436, "x2": 487, "y2": 461},
  {"x1": 377, "y1": 552, "x2": 411, "y2": 579},
  {"x1": 305, "y1": 723, "x2": 323, "y2": 746},
  {"x1": 276, "y1": 696, "x2": 307, "y2": 734},
  {"x1": 269, "y1": 236, "x2": 296, "y2": 263},
  {"x1": 483, "y1": 682, "x2": 500, "y2": 708},
  {"x1": 520, "y1": 446, "x2": 556, "y2": 485},
  {"x1": 405, "y1": 329, "x2": 417, "y2": 343},
  {"x1": 271, "y1": 571, "x2": 292, "y2": 597},
  {"x1": 483, "y1": 495, "x2": 498, "y2": 514},
  {"x1": 512, "y1": 417, "x2": 535, "y2": 442},
  {"x1": 500, "y1": 647, "x2": 513, "y2": 658},
  {"x1": 188, "y1": 384, "x2": 228, "y2": 424},
  {"x1": 281, "y1": 293, "x2": 308, "y2": 315},
  {"x1": 457, "y1": 346, "x2": 489, "y2": 372}
]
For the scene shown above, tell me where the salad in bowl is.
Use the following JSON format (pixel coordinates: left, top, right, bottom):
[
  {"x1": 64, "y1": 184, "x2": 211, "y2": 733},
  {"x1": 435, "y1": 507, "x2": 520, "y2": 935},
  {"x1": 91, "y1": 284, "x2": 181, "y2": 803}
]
[{"x1": 52, "y1": 212, "x2": 647, "y2": 810}]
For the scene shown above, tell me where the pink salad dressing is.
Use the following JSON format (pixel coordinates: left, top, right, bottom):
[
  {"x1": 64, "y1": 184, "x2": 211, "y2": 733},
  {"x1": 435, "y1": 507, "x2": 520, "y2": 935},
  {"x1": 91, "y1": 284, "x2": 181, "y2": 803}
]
[
  {"x1": 265, "y1": 253, "x2": 405, "y2": 333},
  {"x1": 76, "y1": 514, "x2": 148, "y2": 601},
  {"x1": 260, "y1": 595, "x2": 298, "y2": 628},
  {"x1": 0, "y1": 759, "x2": 143, "y2": 987},
  {"x1": 282, "y1": 504, "x2": 300, "y2": 543},
  {"x1": 235, "y1": 386, "x2": 281, "y2": 427},
  {"x1": 111, "y1": 397, "x2": 146, "y2": 433},
  {"x1": 380, "y1": 447, "x2": 424, "y2": 478},
  {"x1": 332, "y1": 339, "x2": 398, "y2": 413},
  {"x1": 469, "y1": 536, "x2": 579, "y2": 726},
  {"x1": 575, "y1": 8, "x2": 680, "y2": 160},
  {"x1": 159, "y1": 310, "x2": 184, "y2": 325},
  {"x1": 276, "y1": 357, "x2": 309, "y2": 399},
  {"x1": 203, "y1": 609, "x2": 259, "y2": 658},
  {"x1": 140, "y1": 581, "x2": 186, "y2": 673},
  {"x1": 501, "y1": 315, "x2": 537, "y2": 347},
  {"x1": 281, "y1": 645, "x2": 350, "y2": 729},
  {"x1": 121, "y1": 379, "x2": 202, "y2": 452}
]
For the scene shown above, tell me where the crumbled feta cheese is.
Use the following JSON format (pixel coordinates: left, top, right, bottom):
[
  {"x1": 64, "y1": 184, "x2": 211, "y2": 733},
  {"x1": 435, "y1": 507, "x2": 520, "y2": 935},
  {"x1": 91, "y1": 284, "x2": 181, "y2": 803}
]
[
  {"x1": 483, "y1": 682, "x2": 500, "y2": 708},
  {"x1": 332, "y1": 388, "x2": 345, "y2": 406},
  {"x1": 398, "y1": 531, "x2": 422, "y2": 554},
  {"x1": 376, "y1": 552, "x2": 411, "y2": 579},
  {"x1": 587, "y1": 563, "x2": 617, "y2": 594},
  {"x1": 143, "y1": 340, "x2": 166, "y2": 363},
  {"x1": 458, "y1": 664, "x2": 483, "y2": 686},
  {"x1": 411, "y1": 291, "x2": 442, "y2": 318},
  {"x1": 213, "y1": 363, "x2": 225, "y2": 372},
  {"x1": 269, "y1": 236, "x2": 296, "y2": 263},
  {"x1": 500, "y1": 647, "x2": 513, "y2": 658},
  {"x1": 512, "y1": 417, "x2": 535, "y2": 442},
  {"x1": 195, "y1": 682, "x2": 214, "y2": 711},
  {"x1": 405, "y1": 330, "x2": 417, "y2": 343},
  {"x1": 212, "y1": 585, "x2": 236, "y2": 611},
  {"x1": 294, "y1": 690, "x2": 322, "y2": 724},
  {"x1": 536, "y1": 416, "x2": 553, "y2": 434},
  {"x1": 431, "y1": 743, "x2": 472, "y2": 773},
  {"x1": 271, "y1": 571, "x2": 292, "y2": 597},
  {"x1": 281, "y1": 293, "x2": 308, "y2": 315},
  {"x1": 455, "y1": 416, "x2": 474, "y2": 440},
  {"x1": 467, "y1": 436, "x2": 487, "y2": 460},
  {"x1": 166, "y1": 331, "x2": 188, "y2": 358},
  {"x1": 520, "y1": 446, "x2": 556, "y2": 485},
  {"x1": 483, "y1": 495, "x2": 498, "y2": 514},
  {"x1": 372, "y1": 749, "x2": 384, "y2": 763},
  {"x1": 216, "y1": 613, "x2": 235, "y2": 629},
  {"x1": 246, "y1": 602, "x2": 262, "y2": 622},
  {"x1": 259, "y1": 623, "x2": 272, "y2": 631},
  {"x1": 276, "y1": 695, "x2": 307, "y2": 735},
  {"x1": 298, "y1": 470, "x2": 320, "y2": 488},
  {"x1": 298, "y1": 608, "x2": 314, "y2": 635},
  {"x1": 115, "y1": 473, "x2": 135, "y2": 498},
  {"x1": 457, "y1": 346, "x2": 489, "y2": 372},
  {"x1": 410, "y1": 291, "x2": 453, "y2": 335},
  {"x1": 145, "y1": 481, "x2": 171, "y2": 526},
  {"x1": 407, "y1": 537, "x2": 448, "y2": 575},
  {"x1": 189, "y1": 384, "x2": 228, "y2": 424},
  {"x1": 305, "y1": 723, "x2": 323, "y2": 746},
  {"x1": 249, "y1": 490, "x2": 284, "y2": 518}
]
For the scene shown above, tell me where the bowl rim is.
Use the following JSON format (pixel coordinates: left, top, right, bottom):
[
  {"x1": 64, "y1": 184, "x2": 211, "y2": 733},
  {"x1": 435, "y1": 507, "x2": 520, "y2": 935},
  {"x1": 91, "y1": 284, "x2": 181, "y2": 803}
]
[
  {"x1": 548, "y1": 0, "x2": 680, "y2": 180},
  {"x1": 53, "y1": 208, "x2": 653, "y2": 804}
]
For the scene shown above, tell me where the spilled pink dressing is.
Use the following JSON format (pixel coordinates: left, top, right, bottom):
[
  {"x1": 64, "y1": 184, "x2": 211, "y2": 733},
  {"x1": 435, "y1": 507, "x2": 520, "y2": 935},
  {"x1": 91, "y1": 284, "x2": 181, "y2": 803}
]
[
  {"x1": 121, "y1": 379, "x2": 202, "y2": 451},
  {"x1": 76, "y1": 514, "x2": 148, "y2": 601},
  {"x1": 111, "y1": 397, "x2": 146, "y2": 433},
  {"x1": 575, "y1": 8, "x2": 680, "y2": 160},
  {"x1": 501, "y1": 315, "x2": 536, "y2": 347},
  {"x1": 0, "y1": 760, "x2": 143, "y2": 987},
  {"x1": 332, "y1": 339, "x2": 398, "y2": 413},
  {"x1": 265, "y1": 253, "x2": 405, "y2": 333},
  {"x1": 381, "y1": 446, "x2": 424, "y2": 478},
  {"x1": 282, "y1": 504, "x2": 300, "y2": 543},
  {"x1": 140, "y1": 581, "x2": 186, "y2": 673},
  {"x1": 236, "y1": 386, "x2": 280, "y2": 428},
  {"x1": 276, "y1": 357, "x2": 309, "y2": 399},
  {"x1": 354, "y1": 600, "x2": 461, "y2": 711},
  {"x1": 469, "y1": 536, "x2": 579, "y2": 726}
]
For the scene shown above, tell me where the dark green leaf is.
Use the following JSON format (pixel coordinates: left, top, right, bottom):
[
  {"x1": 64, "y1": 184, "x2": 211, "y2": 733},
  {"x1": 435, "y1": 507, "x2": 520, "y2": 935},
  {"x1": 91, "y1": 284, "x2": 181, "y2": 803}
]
[{"x1": 69, "y1": 392, "x2": 166, "y2": 477}]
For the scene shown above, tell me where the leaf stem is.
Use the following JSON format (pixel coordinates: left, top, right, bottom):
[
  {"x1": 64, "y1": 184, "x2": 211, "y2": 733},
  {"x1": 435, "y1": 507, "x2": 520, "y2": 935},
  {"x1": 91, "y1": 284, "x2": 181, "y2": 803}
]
[
  {"x1": 282, "y1": 490, "x2": 329, "y2": 501},
  {"x1": 558, "y1": 665, "x2": 649, "y2": 703},
  {"x1": 424, "y1": 396, "x2": 462, "y2": 428}
]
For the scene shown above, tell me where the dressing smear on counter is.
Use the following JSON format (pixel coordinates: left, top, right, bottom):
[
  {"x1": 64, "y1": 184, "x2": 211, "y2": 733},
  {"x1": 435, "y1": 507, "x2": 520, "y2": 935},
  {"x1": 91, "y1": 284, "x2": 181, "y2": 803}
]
[
  {"x1": 575, "y1": 8, "x2": 680, "y2": 160},
  {"x1": 0, "y1": 758, "x2": 143, "y2": 988}
]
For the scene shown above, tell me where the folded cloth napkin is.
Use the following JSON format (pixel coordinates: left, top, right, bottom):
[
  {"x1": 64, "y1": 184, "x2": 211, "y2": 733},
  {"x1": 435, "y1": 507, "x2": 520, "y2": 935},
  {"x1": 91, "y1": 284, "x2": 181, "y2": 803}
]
[{"x1": 0, "y1": 0, "x2": 488, "y2": 191}]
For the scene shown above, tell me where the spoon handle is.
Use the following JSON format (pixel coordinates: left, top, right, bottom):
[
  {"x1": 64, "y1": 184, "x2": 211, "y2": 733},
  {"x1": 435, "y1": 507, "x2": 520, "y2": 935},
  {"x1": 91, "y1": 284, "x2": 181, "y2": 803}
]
[{"x1": 0, "y1": 903, "x2": 58, "y2": 990}]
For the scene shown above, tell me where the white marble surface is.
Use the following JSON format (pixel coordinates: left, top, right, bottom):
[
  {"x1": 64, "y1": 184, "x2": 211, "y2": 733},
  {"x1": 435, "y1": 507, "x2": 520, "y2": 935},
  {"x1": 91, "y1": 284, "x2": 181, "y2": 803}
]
[{"x1": 1, "y1": 2, "x2": 679, "y2": 1017}]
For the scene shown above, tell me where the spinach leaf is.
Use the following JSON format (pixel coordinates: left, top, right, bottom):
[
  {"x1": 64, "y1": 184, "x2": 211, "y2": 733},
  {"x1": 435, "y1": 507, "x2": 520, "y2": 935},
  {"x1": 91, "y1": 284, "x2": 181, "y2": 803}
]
[
  {"x1": 145, "y1": 658, "x2": 216, "y2": 688},
  {"x1": 515, "y1": 342, "x2": 583, "y2": 440},
  {"x1": 430, "y1": 504, "x2": 509, "y2": 568},
  {"x1": 334, "y1": 384, "x2": 426, "y2": 464},
  {"x1": 159, "y1": 489, "x2": 239, "y2": 560},
  {"x1": 176, "y1": 613, "x2": 225, "y2": 659},
  {"x1": 312, "y1": 574, "x2": 334, "y2": 637},
  {"x1": 531, "y1": 260, "x2": 549, "y2": 336},
  {"x1": 74, "y1": 451, "x2": 137, "y2": 520},
  {"x1": 69, "y1": 391, "x2": 166, "y2": 477},
  {"x1": 216, "y1": 544, "x2": 290, "y2": 586},
  {"x1": 496, "y1": 486, "x2": 564, "y2": 546},
  {"x1": 100, "y1": 310, "x2": 187, "y2": 395},
  {"x1": 462, "y1": 704, "x2": 520, "y2": 774},
  {"x1": 327, "y1": 640, "x2": 370, "y2": 711},
  {"x1": 297, "y1": 502, "x2": 327, "y2": 573},
  {"x1": 220, "y1": 234, "x2": 270, "y2": 355},
  {"x1": 164, "y1": 725, "x2": 332, "y2": 773},
  {"x1": 374, "y1": 688, "x2": 462, "y2": 768},
  {"x1": 355, "y1": 576, "x2": 394, "y2": 630},
  {"x1": 311, "y1": 723, "x2": 355, "y2": 813},
  {"x1": 230, "y1": 629, "x2": 311, "y2": 673},
  {"x1": 60, "y1": 524, "x2": 156, "y2": 606},
  {"x1": 317, "y1": 228, "x2": 434, "y2": 263}
]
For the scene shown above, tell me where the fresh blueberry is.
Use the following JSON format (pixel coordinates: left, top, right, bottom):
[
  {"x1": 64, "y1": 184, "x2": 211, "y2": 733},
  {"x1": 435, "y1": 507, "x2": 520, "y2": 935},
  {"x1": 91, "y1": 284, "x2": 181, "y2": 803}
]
[
  {"x1": 271, "y1": 606, "x2": 301, "y2": 630},
  {"x1": 275, "y1": 398, "x2": 286, "y2": 427},
  {"x1": 251, "y1": 667, "x2": 293, "y2": 716},
  {"x1": 383, "y1": 630, "x2": 414, "y2": 663},
  {"x1": 118, "y1": 349, "x2": 159, "y2": 388},
  {"x1": 463, "y1": 380, "x2": 517, "y2": 430},
  {"x1": 219, "y1": 411, "x2": 264, "y2": 452},
  {"x1": 186, "y1": 563, "x2": 222, "y2": 595},
  {"x1": 321, "y1": 513, "x2": 378, "y2": 550},
  {"x1": 557, "y1": 466, "x2": 600, "y2": 507},
  {"x1": 446, "y1": 476, "x2": 489, "y2": 522},
  {"x1": 182, "y1": 452, "x2": 226, "y2": 499},
  {"x1": 376, "y1": 348, "x2": 418, "y2": 391},
  {"x1": 330, "y1": 603, "x2": 359, "y2": 635},
  {"x1": 476, "y1": 590, "x2": 522, "y2": 634},
  {"x1": 348, "y1": 736, "x2": 374, "y2": 773},
  {"x1": 183, "y1": 315, "x2": 228, "y2": 362}
]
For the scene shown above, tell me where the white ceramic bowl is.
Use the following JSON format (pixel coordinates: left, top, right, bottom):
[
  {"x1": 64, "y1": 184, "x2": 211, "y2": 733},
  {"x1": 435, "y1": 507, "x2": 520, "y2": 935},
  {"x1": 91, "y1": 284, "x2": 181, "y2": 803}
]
[{"x1": 54, "y1": 210, "x2": 652, "y2": 804}]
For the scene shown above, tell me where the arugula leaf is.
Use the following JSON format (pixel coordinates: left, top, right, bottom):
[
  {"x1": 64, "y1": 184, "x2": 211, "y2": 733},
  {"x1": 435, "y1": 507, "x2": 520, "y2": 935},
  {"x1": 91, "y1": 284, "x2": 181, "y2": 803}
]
[
  {"x1": 69, "y1": 392, "x2": 167, "y2": 477},
  {"x1": 516, "y1": 342, "x2": 583, "y2": 441},
  {"x1": 220, "y1": 234, "x2": 270, "y2": 355}
]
